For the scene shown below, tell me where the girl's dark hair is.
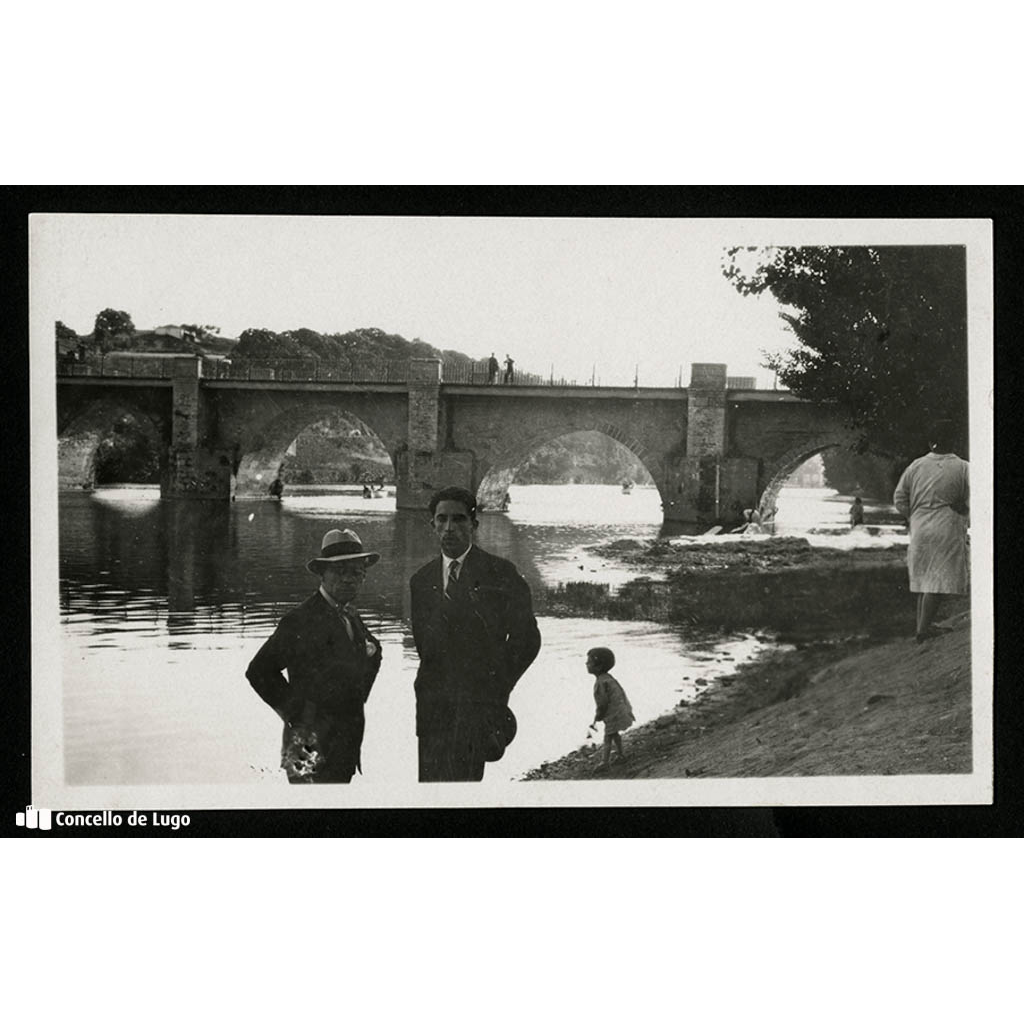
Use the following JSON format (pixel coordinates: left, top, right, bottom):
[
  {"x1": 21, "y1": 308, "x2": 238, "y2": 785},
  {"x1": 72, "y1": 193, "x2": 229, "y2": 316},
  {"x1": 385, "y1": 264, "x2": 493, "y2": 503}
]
[{"x1": 587, "y1": 647, "x2": 616, "y2": 672}]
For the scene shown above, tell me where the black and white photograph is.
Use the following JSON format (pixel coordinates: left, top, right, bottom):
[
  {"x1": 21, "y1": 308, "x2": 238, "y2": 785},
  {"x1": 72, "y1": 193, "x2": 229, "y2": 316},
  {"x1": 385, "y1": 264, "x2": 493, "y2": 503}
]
[
  {"x1": 27, "y1": 209, "x2": 993, "y2": 815},
  {"x1": 6, "y1": 6, "x2": 1022, "y2": 1019}
]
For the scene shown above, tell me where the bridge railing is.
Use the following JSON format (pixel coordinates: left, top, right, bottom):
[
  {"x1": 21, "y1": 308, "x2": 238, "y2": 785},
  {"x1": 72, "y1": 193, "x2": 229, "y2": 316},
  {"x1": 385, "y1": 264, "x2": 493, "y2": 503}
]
[
  {"x1": 57, "y1": 354, "x2": 588, "y2": 386},
  {"x1": 58, "y1": 354, "x2": 182, "y2": 378},
  {"x1": 56, "y1": 352, "x2": 751, "y2": 389},
  {"x1": 209, "y1": 358, "x2": 412, "y2": 383},
  {"x1": 440, "y1": 360, "x2": 579, "y2": 386}
]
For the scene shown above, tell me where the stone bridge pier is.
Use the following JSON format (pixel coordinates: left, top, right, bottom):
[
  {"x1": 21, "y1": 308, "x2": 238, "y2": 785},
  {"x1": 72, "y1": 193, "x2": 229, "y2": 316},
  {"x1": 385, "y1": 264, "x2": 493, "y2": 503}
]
[
  {"x1": 662, "y1": 363, "x2": 761, "y2": 524},
  {"x1": 165, "y1": 357, "x2": 235, "y2": 499},
  {"x1": 394, "y1": 358, "x2": 475, "y2": 509}
]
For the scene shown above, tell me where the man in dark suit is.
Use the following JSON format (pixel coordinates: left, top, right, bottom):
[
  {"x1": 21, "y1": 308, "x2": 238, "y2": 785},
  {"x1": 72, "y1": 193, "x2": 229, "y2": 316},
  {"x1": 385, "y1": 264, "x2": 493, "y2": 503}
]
[
  {"x1": 410, "y1": 486, "x2": 541, "y2": 782},
  {"x1": 247, "y1": 528, "x2": 382, "y2": 783}
]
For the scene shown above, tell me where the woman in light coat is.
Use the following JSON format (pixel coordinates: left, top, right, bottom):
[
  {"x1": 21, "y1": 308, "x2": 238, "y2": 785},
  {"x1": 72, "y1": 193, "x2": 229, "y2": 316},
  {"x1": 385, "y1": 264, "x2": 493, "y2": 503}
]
[{"x1": 893, "y1": 423, "x2": 969, "y2": 642}]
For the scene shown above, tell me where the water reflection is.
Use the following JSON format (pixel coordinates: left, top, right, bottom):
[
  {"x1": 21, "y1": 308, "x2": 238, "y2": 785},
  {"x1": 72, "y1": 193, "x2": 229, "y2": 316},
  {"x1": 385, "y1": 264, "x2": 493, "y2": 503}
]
[{"x1": 59, "y1": 483, "x2": 861, "y2": 788}]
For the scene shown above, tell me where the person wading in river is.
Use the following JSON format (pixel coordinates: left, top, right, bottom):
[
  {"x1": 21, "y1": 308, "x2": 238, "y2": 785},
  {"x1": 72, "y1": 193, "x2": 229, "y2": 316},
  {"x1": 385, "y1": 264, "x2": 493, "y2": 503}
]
[
  {"x1": 410, "y1": 486, "x2": 541, "y2": 782},
  {"x1": 246, "y1": 528, "x2": 382, "y2": 783}
]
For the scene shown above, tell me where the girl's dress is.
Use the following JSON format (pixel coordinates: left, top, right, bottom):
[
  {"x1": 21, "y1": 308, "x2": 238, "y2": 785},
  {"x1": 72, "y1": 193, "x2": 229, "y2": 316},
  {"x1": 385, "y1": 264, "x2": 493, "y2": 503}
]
[{"x1": 594, "y1": 672, "x2": 635, "y2": 733}]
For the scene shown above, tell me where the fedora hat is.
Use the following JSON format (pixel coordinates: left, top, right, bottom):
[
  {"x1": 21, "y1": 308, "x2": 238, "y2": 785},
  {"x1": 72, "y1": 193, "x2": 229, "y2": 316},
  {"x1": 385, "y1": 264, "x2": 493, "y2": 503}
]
[{"x1": 305, "y1": 528, "x2": 380, "y2": 574}]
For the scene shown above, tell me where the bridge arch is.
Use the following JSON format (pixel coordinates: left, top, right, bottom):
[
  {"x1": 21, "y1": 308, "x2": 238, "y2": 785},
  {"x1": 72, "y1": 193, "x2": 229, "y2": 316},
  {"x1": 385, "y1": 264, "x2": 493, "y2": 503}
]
[
  {"x1": 473, "y1": 421, "x2": 662, "y2": 512},
  {"x1": 58, "y1": 396, "x2": 168, "y2": 491},
  {"x1": 232, "y1": 400, "x2": 396, "y2": 497},
  {"x1": 756, "y1": 429, "x2": 864, "y2": 517}
]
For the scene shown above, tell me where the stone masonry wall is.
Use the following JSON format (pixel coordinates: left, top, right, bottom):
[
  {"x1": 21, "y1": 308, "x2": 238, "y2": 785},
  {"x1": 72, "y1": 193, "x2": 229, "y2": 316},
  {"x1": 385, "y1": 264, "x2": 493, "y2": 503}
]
[
  {"x1": 406, "y1": 359, "x2": 441, "y2": 452},
  {"x1": 686, "y1": 363, "x2": 727, "y2": 457}
]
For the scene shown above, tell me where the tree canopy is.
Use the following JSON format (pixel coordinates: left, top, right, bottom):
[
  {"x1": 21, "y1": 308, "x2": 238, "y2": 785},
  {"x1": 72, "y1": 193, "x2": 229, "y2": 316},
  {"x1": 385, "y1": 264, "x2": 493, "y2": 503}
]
[
  {"x1": 93, "y1": 308, "x2": 136, "y2": 348},
  {"x1": 722, "y1": 245, "x2": 968, "y2": 459},
  {"x1": 181, "y1": 323, "x2": 220, "y2": 341},
  {"x1": 231, "y1": 326, "x2": 462, "y2": 366},
  {"x1": 821, "y1": 447, "x2": 899, "y2": 500}
]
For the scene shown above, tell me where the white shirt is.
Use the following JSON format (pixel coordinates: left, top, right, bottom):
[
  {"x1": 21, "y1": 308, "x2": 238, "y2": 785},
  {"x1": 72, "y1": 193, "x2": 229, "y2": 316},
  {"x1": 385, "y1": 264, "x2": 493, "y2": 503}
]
[{"x1": 442, "y1": 545, "x2": 472, "y2": 590}]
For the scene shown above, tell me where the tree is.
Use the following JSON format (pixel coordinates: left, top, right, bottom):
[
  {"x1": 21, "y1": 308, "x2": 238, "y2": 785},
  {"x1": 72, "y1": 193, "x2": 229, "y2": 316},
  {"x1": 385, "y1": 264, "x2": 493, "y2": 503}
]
[
  {"x1": 235, "y1": 328, "x2": 304, "y2": 359},
  {"x1": 55, "y1": 320, "x2": 78, "y2": 343},
  {"x1": 181, "y1": 323, "x2": 220, "y2": 341},
  {"x1": 820, "y1": 447, "x2": 900, "y2": 500},
  {"x1": 230, "y1": 325, "x2": 454, "y2": 366},
  {"x1": 94, "y1": 415, "x2": 160, "y2": 483},
  {"x1": 722, "y1": 246, "x2": 968, "y2": 459},
  {"x1": 93, "y1": 308, "x2": 136, "y2": 350}
]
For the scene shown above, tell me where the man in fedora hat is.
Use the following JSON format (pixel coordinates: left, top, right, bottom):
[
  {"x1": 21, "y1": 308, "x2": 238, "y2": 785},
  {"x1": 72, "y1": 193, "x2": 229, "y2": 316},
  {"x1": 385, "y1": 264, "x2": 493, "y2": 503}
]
[
  {"x1": 247, "y1": 528, "x2": 382, "y2": 783},
  {"x1": 410, "y1": 486, "x2": 541, "y2": 782}
]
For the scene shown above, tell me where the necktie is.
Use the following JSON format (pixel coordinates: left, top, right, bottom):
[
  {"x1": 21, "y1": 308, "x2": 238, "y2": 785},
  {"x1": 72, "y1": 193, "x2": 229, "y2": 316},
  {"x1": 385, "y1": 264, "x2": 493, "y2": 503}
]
[
  {"x1": 338, "y1": 607, "x2": 354, "y2": 640},
  {"x1": 445, "y1": 560, "x2": 462, "y2": 600}
]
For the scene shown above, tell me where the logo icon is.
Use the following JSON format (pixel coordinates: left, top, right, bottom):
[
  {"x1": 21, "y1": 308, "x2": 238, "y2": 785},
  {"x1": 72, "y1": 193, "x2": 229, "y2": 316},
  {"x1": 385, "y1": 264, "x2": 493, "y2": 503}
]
[{"x1": 15, "y1": 806, "x2": 52, "y2": 830}]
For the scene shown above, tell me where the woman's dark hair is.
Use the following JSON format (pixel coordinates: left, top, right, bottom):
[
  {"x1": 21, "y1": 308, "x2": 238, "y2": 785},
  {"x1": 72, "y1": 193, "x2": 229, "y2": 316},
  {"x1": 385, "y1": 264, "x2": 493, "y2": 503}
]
[
  {"x1": 587, "y1": 647, "x2": 616, "y2": 672},
  {"x1": 928, "y1": 420, "x2": 959, "y2": 452},
  {"x1": 428, "y1": 486, "x2": 478, "y2": 518}
]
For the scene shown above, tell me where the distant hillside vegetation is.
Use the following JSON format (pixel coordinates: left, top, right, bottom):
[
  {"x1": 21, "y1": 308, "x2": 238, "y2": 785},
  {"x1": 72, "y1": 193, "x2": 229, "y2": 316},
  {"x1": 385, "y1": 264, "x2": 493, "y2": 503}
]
[
  {"x1": 58, "y1": 317, "x2": 481, "y2": 368},
  {"x1": 228, "y1": 326, "x2": 476, "y2": 366}
]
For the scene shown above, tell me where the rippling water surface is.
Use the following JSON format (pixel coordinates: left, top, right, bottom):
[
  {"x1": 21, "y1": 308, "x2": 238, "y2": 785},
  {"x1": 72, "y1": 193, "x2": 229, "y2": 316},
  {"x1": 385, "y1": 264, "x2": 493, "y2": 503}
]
[{"x1": 59, "y1": 483, "x2": 893, "y2": 788}]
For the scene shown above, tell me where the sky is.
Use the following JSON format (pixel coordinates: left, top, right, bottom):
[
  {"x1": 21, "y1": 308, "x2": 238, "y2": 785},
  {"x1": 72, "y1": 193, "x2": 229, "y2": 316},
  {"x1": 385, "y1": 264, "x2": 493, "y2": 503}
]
[{"x1": 31, "y1": 214, "x2": 799, "y2": 387}]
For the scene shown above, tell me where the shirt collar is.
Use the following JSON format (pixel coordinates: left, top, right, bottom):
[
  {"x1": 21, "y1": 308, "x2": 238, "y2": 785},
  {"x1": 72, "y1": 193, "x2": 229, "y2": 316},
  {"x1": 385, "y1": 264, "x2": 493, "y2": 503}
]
[
  {"x1": 318, "y1": 585, "x2": 348, "y2": 612},
  {"x1": 442, "y1": 545, "x2": 472, "y2": 572}
]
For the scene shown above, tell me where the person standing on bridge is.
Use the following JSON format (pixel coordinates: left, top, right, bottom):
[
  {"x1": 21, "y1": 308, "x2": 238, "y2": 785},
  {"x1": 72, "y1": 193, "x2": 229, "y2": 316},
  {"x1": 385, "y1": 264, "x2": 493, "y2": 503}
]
[
  {"x1": 503, "y1": 354, "x2": 515, "y2": 384},
  {"x1": 246, "y1": 528, "x2": 382, "y2": 783},
  {"x1": 409, "y1": 486, "x2": 541, "y2": 782},
  {"x1": 487, "y1": 352, "x2": 500, "y2": 384}
]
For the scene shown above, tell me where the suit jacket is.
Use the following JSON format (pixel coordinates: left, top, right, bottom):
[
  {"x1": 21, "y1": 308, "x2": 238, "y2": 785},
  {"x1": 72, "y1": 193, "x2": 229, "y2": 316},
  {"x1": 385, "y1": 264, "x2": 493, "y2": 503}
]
[
  {"x1": 246, "y1": 591, "x2": 382, "y2": 728},
  {"x1": 410, "y1": 545, "x2": 540, "y2": 735}
]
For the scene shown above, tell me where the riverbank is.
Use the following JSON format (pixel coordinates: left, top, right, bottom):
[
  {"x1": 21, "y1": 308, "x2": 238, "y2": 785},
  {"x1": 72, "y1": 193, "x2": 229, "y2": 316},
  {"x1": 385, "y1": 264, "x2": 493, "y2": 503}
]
[
  {"x1": 537, "y1": 536, "x2": 914, "y2": 640},
  {"x1": 525, "y1": 533, "x2": 971, "y2": 780},
  {"x1": 524, "y1": 608, "x2": 971, "y2": 780}
]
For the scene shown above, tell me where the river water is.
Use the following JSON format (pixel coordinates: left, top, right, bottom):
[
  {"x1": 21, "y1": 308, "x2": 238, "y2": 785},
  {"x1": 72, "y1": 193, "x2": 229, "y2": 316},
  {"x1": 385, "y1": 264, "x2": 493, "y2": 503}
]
[{"x1": 58, "y1": 483, "x2": 903, "y2": 789}]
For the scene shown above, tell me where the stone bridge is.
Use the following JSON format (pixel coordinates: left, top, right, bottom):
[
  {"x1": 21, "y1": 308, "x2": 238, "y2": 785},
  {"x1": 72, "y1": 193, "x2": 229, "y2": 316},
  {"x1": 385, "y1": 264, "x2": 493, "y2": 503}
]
[{"x1": 56, "y1": 357, "x2": 859, "y2": 525}]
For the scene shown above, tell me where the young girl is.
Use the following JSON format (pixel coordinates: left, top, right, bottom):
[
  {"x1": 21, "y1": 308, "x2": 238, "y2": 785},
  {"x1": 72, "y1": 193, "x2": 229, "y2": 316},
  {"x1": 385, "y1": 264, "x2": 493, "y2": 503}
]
[{"x1": 587, "y1": 647, "x2": 635, "y2": 772}]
